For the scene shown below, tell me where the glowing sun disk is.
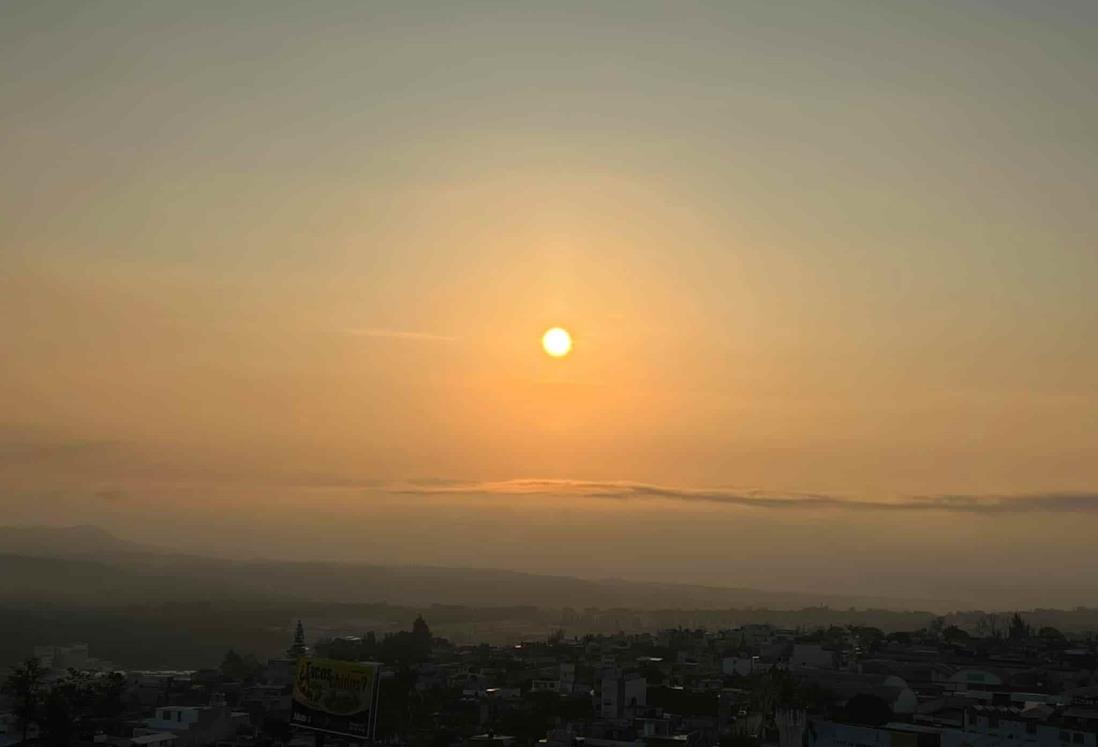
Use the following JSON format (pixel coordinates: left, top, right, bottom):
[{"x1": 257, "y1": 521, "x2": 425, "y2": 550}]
[{"x1": 542, "y1": 327, "x2": 573, "y2": 357}]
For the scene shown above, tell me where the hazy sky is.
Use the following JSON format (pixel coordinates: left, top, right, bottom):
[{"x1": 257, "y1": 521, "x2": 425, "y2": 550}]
[{"x1": 3, "y1": 1, "x2": 1097, "y2": 607}]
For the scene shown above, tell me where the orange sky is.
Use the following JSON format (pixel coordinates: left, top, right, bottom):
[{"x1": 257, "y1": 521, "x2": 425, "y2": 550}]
[{"x1": 2, "y1": 1, "x2": 1097, "y2": 607}]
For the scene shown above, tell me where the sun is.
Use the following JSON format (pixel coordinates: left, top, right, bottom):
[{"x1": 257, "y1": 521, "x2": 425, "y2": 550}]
[{"x1": 542, "y1": 327, "x2": 573, "y2": 358}]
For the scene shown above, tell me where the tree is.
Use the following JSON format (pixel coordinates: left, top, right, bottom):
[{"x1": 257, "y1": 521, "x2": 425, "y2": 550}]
[
  {"x1": 943, "y1": 625, "x2": 971, "y2": 644},
  {"x1": 89, "y1": 671, "x2": 127, "y2": 722},
  {"x1": 842, "y1": 694, "x2": 893, "y2": 726},
  {"x1": 748, "y1": 669, "x2": 801, "y2": 715},
  {"x1": 374, "y1": 618, "x2": 434, "y2": 665},
  {"x1": 2, "y1": 657, "x2": 46, "y2": 743},
  {"x1": 42, "y1": 670, "x2": 89, "y2": 745},
  {"x1": 849, "y1": 626, "x2": 884, "y2": 654},
  {"x1": 1038, "y1": 626, "x2": 1066, "y2": 642},
  {"x1": 38, "y1": 668, "x2": 127, "y2": 745},
  {"x1": 321, "y1": 637, "x2": 362, "y2": 662},
  {"x1": 287, "y1": 620, "x2": 308, "y2": 658},
  {"x1": 221, "y1": 649, "x2": 263, "y2": 682},
  {"x1": 411, "y1": 616, "x2": 432, "y2": 659},
  {"x1": 1009, "y1": 613, "x2": 1032, "y2": 641}
]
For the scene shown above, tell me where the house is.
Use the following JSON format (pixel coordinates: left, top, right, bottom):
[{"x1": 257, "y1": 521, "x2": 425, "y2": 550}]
[
  {"x1": 129, "y1": 733, "x2": 179, "y2": 747},
  {"x1": 136, "y1": 706, "x2": 245, "y2": 747}
]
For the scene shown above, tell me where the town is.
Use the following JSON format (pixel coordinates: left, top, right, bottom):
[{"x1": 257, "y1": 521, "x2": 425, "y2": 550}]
[
  {"x1": 5, "y1": 1, "x2": 1097, "y2": 747},
  {"x1": 4, "y1": 613, "x2": 1097, "y2": 747}
]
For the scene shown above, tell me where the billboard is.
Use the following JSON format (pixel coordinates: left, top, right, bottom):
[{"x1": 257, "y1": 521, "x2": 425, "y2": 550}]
[{"x1": 291, "y1": 657, "x2": 379, "y2": 739}]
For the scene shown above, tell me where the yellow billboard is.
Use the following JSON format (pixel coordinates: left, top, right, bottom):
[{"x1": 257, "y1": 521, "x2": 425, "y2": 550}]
[{"x1": 291, "y1": 657, "x2": 379, "y2": 738}]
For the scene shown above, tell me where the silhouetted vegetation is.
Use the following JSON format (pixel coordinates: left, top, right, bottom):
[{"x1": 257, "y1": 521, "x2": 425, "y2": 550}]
[
  {"x1": 839, "y1": 693, "x2": 893, "y2": 726},
  {"x1": 2, "y1": 657, "x2": 45, "y2": 743},
  {"x1": 1, "y1": 658, "x2": 126, "y2": 745},
  {"x1": 220, "y1": 649, "x2": 264, "y2": 682},
  {"x1": 315, "y1": 615, "x2": 434, "y2": 665},
  {"x1": 2, "y1": 599, "x2": 1097, "y2": 671}
]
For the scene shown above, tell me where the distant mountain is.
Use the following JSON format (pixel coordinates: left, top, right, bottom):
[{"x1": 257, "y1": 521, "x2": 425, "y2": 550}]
[
  {"x1": 0, "y1": 524, "x2": 154, "y2": 558},
  {"x1": 0, "y1": 524, "x2": 948, "y2": 612}
]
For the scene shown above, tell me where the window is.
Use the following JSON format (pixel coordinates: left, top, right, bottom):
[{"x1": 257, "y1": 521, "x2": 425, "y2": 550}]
[
  {"x1": 1072, "y1": 734, "x2": 1083, "y2": 745},
  {"x1": 1060, "y1": 732, "x2": 1070, "y2": 742},
  {"x1": 1026, "y1": 723, "x2": 1037, "y2": 735}
]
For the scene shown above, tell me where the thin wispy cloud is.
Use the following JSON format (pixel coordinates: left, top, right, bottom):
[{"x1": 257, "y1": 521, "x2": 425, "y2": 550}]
[
  {"x1": 349, "y1": 328, "x2": 457, "y2": 342},
  {"x1": 388, "y1": 478, "x2": 1098, "y2": 515}
]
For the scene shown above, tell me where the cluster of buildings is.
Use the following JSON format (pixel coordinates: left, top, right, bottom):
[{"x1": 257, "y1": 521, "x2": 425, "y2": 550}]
[
  {"x1": 30, "y1": 645, "x2": 114, "y2": 674},
  {"x1": 2, "y1": 619, "x2": 1097, "y2": 747},
  {"x1": 0, "y1": 639, "x2": 301, "y2": 747},
  {"x1": 399, "y1": 622, "x2": 1098, "y2": 747}
]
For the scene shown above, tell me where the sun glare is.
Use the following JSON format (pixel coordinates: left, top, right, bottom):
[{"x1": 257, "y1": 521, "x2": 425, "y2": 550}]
[{"x1": 542, "y1": 327, "x2": 573, "y2": 358}]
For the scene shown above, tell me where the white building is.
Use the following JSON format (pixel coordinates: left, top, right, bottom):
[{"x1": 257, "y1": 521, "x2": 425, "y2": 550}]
[
  {"x1": 964, "y1": 705, "x2": 1098, "y2": 747},
  {"x1": 138, "y1": 706, "x2": 246, "y2": 747}
]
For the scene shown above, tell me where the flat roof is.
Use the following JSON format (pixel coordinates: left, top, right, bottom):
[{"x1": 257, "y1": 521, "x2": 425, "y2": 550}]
[
  {"x1": 885, "y1": 723, "x2": 945, "y2": 734},
  {"x1": 132, "y1": 733, "x2": 178, "y2": 745}
]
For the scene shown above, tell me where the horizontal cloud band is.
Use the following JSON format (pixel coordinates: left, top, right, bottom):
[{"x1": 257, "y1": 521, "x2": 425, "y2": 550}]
[
  {"x1": 389, "y1": 478, "x2": 1098, "y2": 515},
  {"x1": 348, "y1": 328, "x2": 457, "y2": 342}
]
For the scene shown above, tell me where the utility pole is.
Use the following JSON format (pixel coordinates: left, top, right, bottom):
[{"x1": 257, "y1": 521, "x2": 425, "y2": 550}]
[{"x1": 370, "y1": 668, "x2": 383, "y2": 744}]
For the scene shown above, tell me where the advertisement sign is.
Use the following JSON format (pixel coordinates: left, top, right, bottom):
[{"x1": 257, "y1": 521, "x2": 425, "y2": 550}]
[{"x1": 291, "y1": 657, "x2": 379, "y2": 739}]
